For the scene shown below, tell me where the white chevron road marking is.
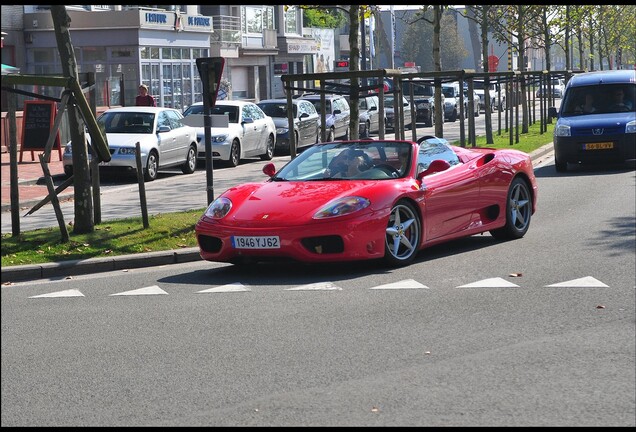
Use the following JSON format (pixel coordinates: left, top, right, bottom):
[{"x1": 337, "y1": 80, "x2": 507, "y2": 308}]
[
  {"x1": 110, "y1": 285, "x2": 168, "y2": 296},
  {"x1": 456, "y1": 277, "x2": 520, "y2": 288},
  {"x1": 370, "y1": 279, "x2": 429, "y2": 289},
  {"x1": 545, "y1": 276, "x2": 609, "y2": 287},
  {"x1": 286, "y1": 282, "x2": 343, "y2": 291},
  {"x1": 29, "y1": 289, "x2": 84, "y2": 298},
  {"x1": 197, "y1": 283, "x2": 251, "y2": 293}
]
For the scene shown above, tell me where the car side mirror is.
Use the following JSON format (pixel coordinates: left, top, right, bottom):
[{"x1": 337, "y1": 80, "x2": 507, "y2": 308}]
[
  {"x1": 158, "y1": 125, "x2": 171, "y2": 133},
  {"x1": 299, "y1": 113, "x2": 309, "y2": 119},
  {"x1": 369, "y1": 106, "x2": 377, "y2": 111},
  {"x1": 242, "y1": 117, "x2": 254, "y2": 124},
  {"x1": 262, "y1": 163, "x2": 276, "y2": 178},
  {"x1": 418, "y1": 159, "x2": 451, "y2": 179},
  {"x1": 333, "y1": 109, "x2": 341, "y2": 115},
  {"x1": 548, "y1": 107, "x2": 558, "y2": 119}
]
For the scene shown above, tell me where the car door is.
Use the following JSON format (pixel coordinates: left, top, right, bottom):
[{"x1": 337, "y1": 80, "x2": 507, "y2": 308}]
[
  {"x1": 417, "y1": 143, "x2": 479, "y2": 241},
  {"x1": 296, "y1": 101, "x2": 311, "y2": 146},
  {"x1": 333, "y1": 97, "x2": 350, "y2": 138},
  {"x1": 367, "y1": 96, "x2": 380, "y2": 133},
  {"x1": 241, "y1": 104, "x2": 262, "y2": 155},
  {"x1": 165, "y1": 109, "x2": 192, "y2": 163},
  {"x1": 155, "y1": 110, "x2": 181, "y2": 166}
]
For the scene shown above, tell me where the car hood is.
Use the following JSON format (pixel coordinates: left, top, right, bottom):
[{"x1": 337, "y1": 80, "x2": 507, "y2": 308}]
[
  {"x1": 271, "y1": 117, "x2": 291, "y2": 128},
  {"x1": 83, "y1": 133, "x2": 157, "y2": 148},
  {"x1": 223, "y1": 180, "x2": 388, "y2": 226},
  {"x1": 193, "y1": 125, "x2": 241, "y2": 136}
]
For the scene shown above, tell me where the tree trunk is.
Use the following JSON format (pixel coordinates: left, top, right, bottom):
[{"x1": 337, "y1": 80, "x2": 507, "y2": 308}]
[
  {"x1": 433, "y1": 5, "x2": 444, "y2": 138},
  {"x1": 348, "y1": 5, "x2": 360, "y2": 140},
  {"x1": 480, "y1": 6, "x2": 494, "y2": 144},
  {"x1": 50, "y1": 5, "x2": 94, "y2": 233}
]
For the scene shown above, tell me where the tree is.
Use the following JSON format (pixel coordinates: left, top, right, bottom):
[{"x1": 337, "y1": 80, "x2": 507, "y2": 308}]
[{"x1": 50, "y1": 5, "x2": 94, "y2": 234}]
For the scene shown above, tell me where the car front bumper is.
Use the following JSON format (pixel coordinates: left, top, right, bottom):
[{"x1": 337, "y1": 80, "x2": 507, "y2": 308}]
[{"x1": 195, "y1": 210, "x2": 390, "y2": 264}]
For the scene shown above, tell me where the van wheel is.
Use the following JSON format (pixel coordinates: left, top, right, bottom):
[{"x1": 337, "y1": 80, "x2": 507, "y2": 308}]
[{"x1": 554, "y1": 155, "x2": 567, "y2": 173}]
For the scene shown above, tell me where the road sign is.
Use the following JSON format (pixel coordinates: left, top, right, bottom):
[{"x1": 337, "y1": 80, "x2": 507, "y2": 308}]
[{"x1": 195, "y1": 57, "x2": 225, "y2": 108}]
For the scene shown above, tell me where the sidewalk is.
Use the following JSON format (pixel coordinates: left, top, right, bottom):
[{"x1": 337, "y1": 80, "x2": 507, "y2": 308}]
[{"x1": 1, "y1": 150, "x2": 71, "y2": 213}]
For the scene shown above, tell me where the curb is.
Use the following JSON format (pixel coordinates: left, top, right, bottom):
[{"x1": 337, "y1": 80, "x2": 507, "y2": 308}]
[
  {"x1": 1, "y1": 143, "x2": 554, "y2": 283},
  {"x1": 2, "y1": 248, "x2": 202, "y2": 283}
]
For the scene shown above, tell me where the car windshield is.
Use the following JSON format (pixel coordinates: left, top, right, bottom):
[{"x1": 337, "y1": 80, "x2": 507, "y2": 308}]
[
  {"x1": 210, "y1": 105, "x2": 239, "y2": 123},
  {"x1": 98, "y1": 112, "x2": 155, "y2": 134},
  {"x1": 561, "y1": 84, "x2": 635, "y2": 116},
  {"x1": 259, "y1": 102, "x2": 295, "y2": 118},
  {"x1": 403, "y1": 81, "x2": 434, "y2": 96},
  {"x1": 183, "y1": 104, "x2": 203, "y2": 116},
  {"x1": 273, "y1": 141, "x2": 412, "y2": 181}
]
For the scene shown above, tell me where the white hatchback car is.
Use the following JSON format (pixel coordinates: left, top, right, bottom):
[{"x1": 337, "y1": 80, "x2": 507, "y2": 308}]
[
  {"x1": 62, "y1": 106, "x2": 198, "y2": 182},
  {"x1": 182, "y1": 101, "x2": 276, "y2": 167}
]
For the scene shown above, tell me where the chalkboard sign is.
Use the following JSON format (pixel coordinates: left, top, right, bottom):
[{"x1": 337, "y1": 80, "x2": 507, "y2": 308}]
[{"x1": 20, "y1": 100, "x2": 61, "y2": 162}]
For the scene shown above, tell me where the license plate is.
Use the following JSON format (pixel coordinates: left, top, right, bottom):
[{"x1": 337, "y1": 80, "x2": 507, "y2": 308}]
[
  {"x1": 583, "y1": 142, "x2": 614, "y2": 150},
  {"x1": 231, "y1": 236, "x2": 280, "y2": 249}
]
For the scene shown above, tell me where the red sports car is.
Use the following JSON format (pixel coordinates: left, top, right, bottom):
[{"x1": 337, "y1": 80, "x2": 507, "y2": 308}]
[{"x1": 195, "y1": 137, "x2": 538, "y2": 267}]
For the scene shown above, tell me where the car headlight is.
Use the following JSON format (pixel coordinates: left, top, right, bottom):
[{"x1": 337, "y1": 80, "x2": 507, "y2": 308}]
[
  {"x1": 626, "y1": 119, "x2": 636, "y2": 134},
  {"x1": 554, "y1": 123, "x2": 571, "y2": 137},
  {"x1": 276, "y1": 127, "x2": 289, "y2": 135},
  {"x1": 417, "y1": 102, "x2": 428, "y2": 109},
  {"x1": 211, "y1": 134, "x2": 229, "y2": 143},
  {"x1": 204, "y1": 197, "x2": 232, "y2": 219},
  {"x1": 313, "y1": 196, "x2": 370, "y2": 219},
  {"x1": 118, "y1": 147, "x2": 137, "y2": 155}
]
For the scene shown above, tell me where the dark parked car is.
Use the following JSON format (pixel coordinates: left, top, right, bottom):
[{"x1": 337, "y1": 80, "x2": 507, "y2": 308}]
[
  {"x1": 402, "y1": 79, "x2": 443, "y2": 127},
  {"x1": 258, "y1": 98, "x2": 320, "y2": 154}
]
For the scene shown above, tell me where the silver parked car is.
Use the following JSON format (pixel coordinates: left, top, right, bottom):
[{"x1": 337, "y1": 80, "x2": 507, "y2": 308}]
[
  {"x1": 62, "y1": 106, "x2": 198, "y2": 182},
  {"x1": 257, "y1": 98, "x2": 320, "y2": 154},
  {"x1": 183, "y1": 101, "x2": 276, "y2": 167}
]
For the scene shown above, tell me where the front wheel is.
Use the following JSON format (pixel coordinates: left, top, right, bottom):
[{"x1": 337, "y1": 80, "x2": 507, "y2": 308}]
[
  {"x1": 489, "y1": 177, "x2": 532, "y2": 240},
  {"x1": 554, "y1": 154, "x2": 567, "y2": 172},
  {"x1": 226, "y1": 139, "x2": 240, "y2": 167},
  {"x1": 181, "y1": 145, "x2": 197, "y2": 174},
  {"x1": 144, "y1": 150, "x2": 158, "y2": 182},
  {"x1": 384, "y1": 200, "x2": 421, "y2": 267}
]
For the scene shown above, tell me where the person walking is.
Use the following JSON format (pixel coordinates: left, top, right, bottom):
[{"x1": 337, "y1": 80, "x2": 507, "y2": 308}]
[{"x1": 135, "y1": 84, "x2": 156, "y2": 107}]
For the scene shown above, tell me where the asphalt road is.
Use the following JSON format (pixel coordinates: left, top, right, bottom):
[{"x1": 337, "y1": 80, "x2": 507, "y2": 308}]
[{"x1": 2, "y1": 154, "x2": 634, "y2": 427}]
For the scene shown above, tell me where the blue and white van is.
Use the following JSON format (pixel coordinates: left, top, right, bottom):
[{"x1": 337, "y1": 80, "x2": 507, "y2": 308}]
[{"x1": 550, "y1": 70, "x2": 635, "y2": 172}]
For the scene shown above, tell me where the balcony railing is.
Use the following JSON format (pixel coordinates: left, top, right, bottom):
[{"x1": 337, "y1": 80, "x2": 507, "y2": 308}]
[{"x1": 211, "y1": 15, "x2": 241, "y2": 45}]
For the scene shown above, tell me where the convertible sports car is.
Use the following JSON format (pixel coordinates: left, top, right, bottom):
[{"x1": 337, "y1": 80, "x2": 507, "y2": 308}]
[{"x1": 195, "y1": 137, "x2": 538, "y2": 267}]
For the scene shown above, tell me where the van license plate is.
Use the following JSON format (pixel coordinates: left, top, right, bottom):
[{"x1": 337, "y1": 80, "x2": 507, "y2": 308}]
[{"x1": 584, "y1": 142, "x2": 614, "y2": 150}]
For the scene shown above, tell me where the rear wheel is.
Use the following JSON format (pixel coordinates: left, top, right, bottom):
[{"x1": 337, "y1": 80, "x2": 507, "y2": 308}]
[
  {"x1": 489, "y1": 177, "x2": 532, "y2": 240},
  {"x1": 260, "y1": 134, "x2": 274, "y2": 161},
  {"x1": 384, "y1": 200, "x2": 421, "y2": 267},
  {"x1": 144, "y1": 150, "x2": 158, "y2": 182}
]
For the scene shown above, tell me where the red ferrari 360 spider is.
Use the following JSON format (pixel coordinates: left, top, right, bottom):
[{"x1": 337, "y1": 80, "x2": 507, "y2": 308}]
[{"x1": 195, "y1": 136, "x2": 538, "y2": 267}]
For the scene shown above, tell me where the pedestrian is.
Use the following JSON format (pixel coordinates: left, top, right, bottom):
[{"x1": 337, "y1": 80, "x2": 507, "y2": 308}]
[{"x1": 136, "y1": 84, "x2": 156, "y2": 107}]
